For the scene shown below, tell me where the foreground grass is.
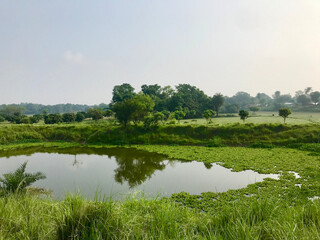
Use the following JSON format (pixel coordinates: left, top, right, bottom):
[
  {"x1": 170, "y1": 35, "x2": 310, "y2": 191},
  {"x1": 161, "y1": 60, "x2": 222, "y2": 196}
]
[{"x1": 0, "y1": 193, "x2": 320, "y2": 240}]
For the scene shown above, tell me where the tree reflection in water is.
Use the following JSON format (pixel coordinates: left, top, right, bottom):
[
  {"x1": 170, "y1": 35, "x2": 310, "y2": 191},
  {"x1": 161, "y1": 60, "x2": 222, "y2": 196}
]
[
  {"x1": 111, "y1": 149, "x2": 167, "y2": 188},
  {"x1": 2, "y1": 147, "x2": 169, "y2": 188}
]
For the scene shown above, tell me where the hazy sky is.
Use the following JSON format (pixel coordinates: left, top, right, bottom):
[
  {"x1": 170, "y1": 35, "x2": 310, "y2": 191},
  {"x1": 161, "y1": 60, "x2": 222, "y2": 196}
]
[{"x1": 0, "y1": 0, "x2": 319, "y2": 105}]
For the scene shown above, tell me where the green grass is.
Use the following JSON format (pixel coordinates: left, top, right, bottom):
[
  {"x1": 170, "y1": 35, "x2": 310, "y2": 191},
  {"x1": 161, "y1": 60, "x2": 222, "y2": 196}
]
[
  {"x1": 0, "y1": 193, "x2": 320, "y2": 239},
  {"x1": 182, "y1": 111, "x2": 320, "y2": 125},
  {"x1": 0, "y1": 121, "x2": 319, "y2": 146}
]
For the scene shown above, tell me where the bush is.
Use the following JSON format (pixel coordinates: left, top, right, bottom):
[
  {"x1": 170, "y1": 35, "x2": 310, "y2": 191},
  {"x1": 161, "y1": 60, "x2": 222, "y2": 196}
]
[
  {"x1": 0, "y1": 162, "x2": 46, "y2": 193},
  {"x1": 44, "y1": 114, "x2": 63, "y2": 124},
  {"x1": 75, "y1": 112, "x2": 86, "y2": 122},
  {"x1": 62, "y1": 113, "x2": 76, "y2": 123}
]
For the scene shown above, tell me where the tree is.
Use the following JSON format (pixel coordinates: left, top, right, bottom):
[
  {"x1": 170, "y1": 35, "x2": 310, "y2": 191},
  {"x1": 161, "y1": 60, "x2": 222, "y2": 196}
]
[
  {"x1": 104, "y1": 109, "x2": 114, "y2": 117},
  {"x1": 170, "y1": 84, "x2": 210, "y2": 118},
  {"x1": 143, "y1": 112, "x2": 164, "y2": 130},
  {"x1": 249, "y1": 106, "x2": 260, "y2": 113},
  {"x1": 161, "y1": 110, "x2": 170, "y2": 121},
  {"x1": 75, "y1": 112, "x2": 86, "y2": 122},
  {"x1": 212, "y1": 93, "x2": 225, "y2": 116},
  {"x1": 113, "y1": 94, "x2": 155, "y2": 126},
  {"x1": 203, "y1": 109, "x2": 216, "y2": 123},
  {"x1": 255, "y1": 93, "x2": 271, "y2": 107},
  {"x1": 296, "y1": 94, "x2": 310, "y2": 106},
  {"x1": 278, "y1": 108, "x2": 291, "y2": 123},
  {"x1": 230, "y1": 92, "x2": 252, "y2": 109},
  {"x1": 273, "y1": 93, "x2": 293, "y2": 110},
  {"x1": 30, "y1": 114, "x2": 43, "y2": 124},
  {"x1": 44, "y1": 113, "x2": 63, "y2": 124},
  {"x1": 0, "y1": 161, "x2": 46, "y2": 193},
  {"x1": 310, "y1": 91, "x2": 320, "y2": 105},
  {"x1": 87, "y1": 108, "x2": 104, "y2": 121},
  {"x1": 221, "y1": 103, "x2": 239, "y2": 113},
  {"x1": 21, "y1": 117, "x2": 31, "y2": 124},
  {"x1": 174, "y1": 110, "x2": 185, "y2": 123},
  {"x1": 141, "y1": 84, "x2": 162, "y2": 97},
  {"x1": 304, "y1": 87, "x2": 313, "y2": 95},
  {"x1": 0, "y1": 106, "x2": 26, "y2": 124},
  {"x1": 62, "y1": 113, "x2": 76, "y2": 123},
  {"x1": 111, "y1": 83, "x2": 135, "y2": 104},
  {"x1": 273, "y1": 91, "x2": 281, "y2": 99},
  {"x1": 239, "y1": 110, "x2": 249, "y2": 123}
]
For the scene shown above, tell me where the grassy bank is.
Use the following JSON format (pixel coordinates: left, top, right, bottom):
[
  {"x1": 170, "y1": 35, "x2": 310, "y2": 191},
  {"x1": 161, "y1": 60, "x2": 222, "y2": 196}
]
[
  {"x1": 0, "y1": 122, "x2": 319, "y2": 146},
  {"x1": 1, "y1": 193, "x2": 319, "y2": 239}
]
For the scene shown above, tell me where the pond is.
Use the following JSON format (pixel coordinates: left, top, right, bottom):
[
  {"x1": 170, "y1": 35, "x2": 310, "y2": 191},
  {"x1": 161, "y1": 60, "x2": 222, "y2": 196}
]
[{"x1": 0, "y1": 147, "x2": 278, "y2": 199}]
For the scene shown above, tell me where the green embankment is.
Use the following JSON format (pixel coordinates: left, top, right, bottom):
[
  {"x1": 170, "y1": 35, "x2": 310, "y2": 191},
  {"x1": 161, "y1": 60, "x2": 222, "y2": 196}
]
[{"x1": 0, "y1": 123, "x2": 319, "y2": 146}]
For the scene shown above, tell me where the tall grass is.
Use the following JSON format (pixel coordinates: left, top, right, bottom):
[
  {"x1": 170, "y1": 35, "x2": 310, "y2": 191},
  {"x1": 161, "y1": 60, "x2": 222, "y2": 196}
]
[
  {"x1": 0, "y1": 123, "x2": 319, "y2": 146},
  {"x1": 0, "y1": 193, "x2": 319, "y2": 239}
]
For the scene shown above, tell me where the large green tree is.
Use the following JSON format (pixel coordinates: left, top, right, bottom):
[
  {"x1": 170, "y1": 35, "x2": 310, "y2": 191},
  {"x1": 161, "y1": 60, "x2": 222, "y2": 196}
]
[
  {"x1": 141, "y1": 84, "x2": 162, "y2": 98},
  {"x1": 111, "y1": 83, "x2": 135, "y2": 104},
  {"x1": 169, "y1": 84, "x2": 210, "y2": 118},
  {"x1": 113, "y1": 94, "x2": 155, "y2": 126},
  {"x1": 212, "y1": 93, "x2": 225, "y2": 117}
]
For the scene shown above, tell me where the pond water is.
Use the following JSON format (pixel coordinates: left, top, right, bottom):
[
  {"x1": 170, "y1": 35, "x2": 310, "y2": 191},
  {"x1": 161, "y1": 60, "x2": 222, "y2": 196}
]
[{"x1": 0, "y1": 147, "x2": 278, "y2": 199}]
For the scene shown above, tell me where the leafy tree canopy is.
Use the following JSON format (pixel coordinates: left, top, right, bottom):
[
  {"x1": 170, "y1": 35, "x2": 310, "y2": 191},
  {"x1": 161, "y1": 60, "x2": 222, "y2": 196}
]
[
  {"x1": 212, "y1": 93, "x2": 225, "y2": 116},
  {"x1": 111, "y1": 83, "x2": 135, "y2": 104},
  {"x1": 278, "y1": 108, "x2": 291, "y2": 123},
  {"x1": 113, "y1": 94, "x2": 155, "y2": 126},
  {"x1": 239, "y1": 110, "x2": 249, "y2": 123}
]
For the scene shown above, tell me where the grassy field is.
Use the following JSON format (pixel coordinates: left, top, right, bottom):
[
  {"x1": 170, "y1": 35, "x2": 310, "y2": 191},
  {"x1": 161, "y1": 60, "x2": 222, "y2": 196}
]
[
  {"x1": 1, "y1": 111, "x2": 320, "y2": 126},
  {"x1": 182, "y1": 111, "x2": 320, "y2": 125}
]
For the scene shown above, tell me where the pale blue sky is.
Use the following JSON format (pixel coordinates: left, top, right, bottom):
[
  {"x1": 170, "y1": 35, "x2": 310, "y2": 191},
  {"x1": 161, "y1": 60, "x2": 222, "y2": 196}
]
[{"x1": 0, "y1": 0, "x2": 319, "y2": 104}]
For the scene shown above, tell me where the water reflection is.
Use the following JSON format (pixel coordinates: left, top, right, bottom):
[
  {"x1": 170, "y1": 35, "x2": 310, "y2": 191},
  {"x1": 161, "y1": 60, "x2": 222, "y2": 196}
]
[
  {"x1": 112, "y1": 150, "x2": 166, "y2": 188},
  {"x1": 0, "y1": 147, "x2": 169, "y2": 188},
  {"x1": 0, "y1": 147, "x2": 279, "y2": 199}
]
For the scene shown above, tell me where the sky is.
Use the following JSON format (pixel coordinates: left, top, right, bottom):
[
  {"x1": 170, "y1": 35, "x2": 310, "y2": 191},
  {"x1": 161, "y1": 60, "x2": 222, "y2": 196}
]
[{"x1": 0, "y1": 0, "x2": 319, "y2": 105}]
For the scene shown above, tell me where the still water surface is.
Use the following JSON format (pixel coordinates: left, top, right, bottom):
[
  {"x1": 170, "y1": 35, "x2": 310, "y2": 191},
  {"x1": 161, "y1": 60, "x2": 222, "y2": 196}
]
[{"x1": 0, "y1": 147, "x2": 278, "y2": 199}]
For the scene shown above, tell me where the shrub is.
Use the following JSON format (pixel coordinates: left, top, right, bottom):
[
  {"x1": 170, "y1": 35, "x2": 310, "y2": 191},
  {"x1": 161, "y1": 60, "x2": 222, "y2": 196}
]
[{"x1": 0, "y1": 162, "x2": 46, "y2": 193}]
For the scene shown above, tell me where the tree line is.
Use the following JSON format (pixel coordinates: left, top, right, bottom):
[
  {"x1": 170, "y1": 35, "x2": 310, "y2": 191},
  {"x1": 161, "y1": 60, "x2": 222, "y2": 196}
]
[
  {"x1": 0, "y1": 83, "x2": 319, "y2": 125},
  {"x1": 110, "y1": 83, "x2": 319, "y2": 115},
  {"x1": 0, "y1": 103, "x2": 107, "y2": 115},
  {"x1": 0, "y1": 107, "x2": 112, "y2": 124}
]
